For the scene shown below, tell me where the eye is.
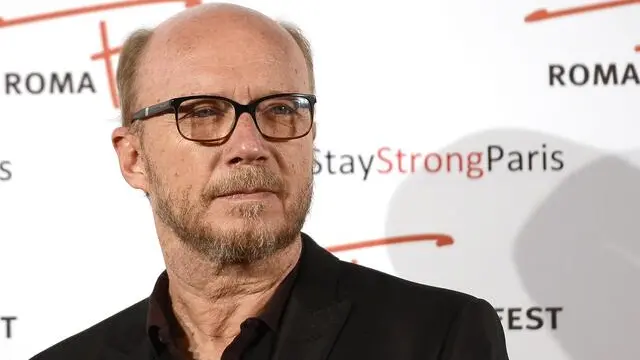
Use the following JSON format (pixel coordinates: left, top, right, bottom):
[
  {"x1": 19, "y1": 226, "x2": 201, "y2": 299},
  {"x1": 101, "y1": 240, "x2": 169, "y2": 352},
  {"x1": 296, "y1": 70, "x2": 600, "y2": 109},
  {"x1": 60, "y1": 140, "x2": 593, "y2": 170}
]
[
  {"x1": 268, "y1": 104, "x2": 296, "y2": 115},
  {"x1": 190, "y1": 107, "x2": 217, "y2": 117},
  {"x1": 179, "y1": 98, "x2": 232, "y2": 120}
]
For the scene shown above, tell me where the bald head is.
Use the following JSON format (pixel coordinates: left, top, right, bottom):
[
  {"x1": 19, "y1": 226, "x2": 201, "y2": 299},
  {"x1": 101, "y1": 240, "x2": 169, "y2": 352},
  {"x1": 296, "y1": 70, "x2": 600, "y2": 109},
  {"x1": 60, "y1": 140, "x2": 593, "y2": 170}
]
[{"x1": 116, "y1": 3, "x2": 315, "y2": 127}]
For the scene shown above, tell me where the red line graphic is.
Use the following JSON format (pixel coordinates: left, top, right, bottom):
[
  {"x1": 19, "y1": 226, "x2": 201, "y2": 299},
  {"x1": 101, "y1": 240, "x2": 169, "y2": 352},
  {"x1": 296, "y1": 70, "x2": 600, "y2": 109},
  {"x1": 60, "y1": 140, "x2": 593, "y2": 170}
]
[
  {"x1": 525, "y1": 0, "x2": 640, "y2": 22},
  {"x1": 326, "y1": 234, "x2": 454, "y2": 253},
  {"x1": 91, "y1": 46, "x2": 122, "y2": 61},
  {"x1": 98, "y1": 21, "x2": 119, "y2": 108},
  {"x1": 525, "y1": 1, "x2": 640, "y2": 52},
  {"x1": 0, "y1": 0, "x2": 201, "y2": 28}
]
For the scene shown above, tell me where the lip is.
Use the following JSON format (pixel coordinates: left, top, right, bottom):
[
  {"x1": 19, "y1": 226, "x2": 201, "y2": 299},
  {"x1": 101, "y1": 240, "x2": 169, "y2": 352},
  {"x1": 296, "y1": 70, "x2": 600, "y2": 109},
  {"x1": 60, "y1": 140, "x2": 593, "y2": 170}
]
[{"x1": 217, "y1": 191, "x2": 276, "y2": 200}]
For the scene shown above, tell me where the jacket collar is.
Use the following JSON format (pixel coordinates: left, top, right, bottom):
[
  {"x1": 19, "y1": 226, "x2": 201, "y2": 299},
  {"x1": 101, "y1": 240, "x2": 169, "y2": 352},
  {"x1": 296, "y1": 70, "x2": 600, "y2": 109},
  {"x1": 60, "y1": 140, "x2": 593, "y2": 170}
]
[{"x1": 270, "y1": 233, "x2": 352, "y2": 360}]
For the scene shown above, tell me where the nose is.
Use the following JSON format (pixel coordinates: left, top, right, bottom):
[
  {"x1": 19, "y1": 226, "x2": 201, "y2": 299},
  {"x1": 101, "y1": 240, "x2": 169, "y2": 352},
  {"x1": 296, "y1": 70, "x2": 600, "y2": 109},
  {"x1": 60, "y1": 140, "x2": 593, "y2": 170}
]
[{"x1": 222, "y1": 112, "x2": 269, "y2": 166}]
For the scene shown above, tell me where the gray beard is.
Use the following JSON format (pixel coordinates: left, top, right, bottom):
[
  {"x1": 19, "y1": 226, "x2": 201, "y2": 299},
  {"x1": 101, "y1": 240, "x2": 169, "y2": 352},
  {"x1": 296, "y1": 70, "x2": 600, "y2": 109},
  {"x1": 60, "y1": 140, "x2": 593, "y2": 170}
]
[{"x1": 148, "y1": 166, "x2": 313, "y2": 266}]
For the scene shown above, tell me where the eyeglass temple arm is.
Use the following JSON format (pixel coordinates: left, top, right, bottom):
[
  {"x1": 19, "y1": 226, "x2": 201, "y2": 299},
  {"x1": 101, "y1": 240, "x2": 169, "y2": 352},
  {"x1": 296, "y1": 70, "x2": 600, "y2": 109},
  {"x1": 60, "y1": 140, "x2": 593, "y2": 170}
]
[{"x1": 131, "y1": 100, "x2": 174, "y2": 122}]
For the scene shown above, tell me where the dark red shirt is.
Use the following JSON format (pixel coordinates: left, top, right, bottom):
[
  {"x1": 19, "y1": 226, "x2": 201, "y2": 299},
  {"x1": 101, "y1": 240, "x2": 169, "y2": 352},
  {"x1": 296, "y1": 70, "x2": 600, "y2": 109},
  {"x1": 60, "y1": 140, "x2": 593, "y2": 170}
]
[{"x1": 146, "y1": 262, "x2": 299, "y2": 360}]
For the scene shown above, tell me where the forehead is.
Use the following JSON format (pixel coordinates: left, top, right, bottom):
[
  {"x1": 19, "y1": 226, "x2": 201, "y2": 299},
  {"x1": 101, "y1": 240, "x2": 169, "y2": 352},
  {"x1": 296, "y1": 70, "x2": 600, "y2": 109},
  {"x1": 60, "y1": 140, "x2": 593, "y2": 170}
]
[{"x1": 136, "y1": 13, "x2": 308, "y2": 103}]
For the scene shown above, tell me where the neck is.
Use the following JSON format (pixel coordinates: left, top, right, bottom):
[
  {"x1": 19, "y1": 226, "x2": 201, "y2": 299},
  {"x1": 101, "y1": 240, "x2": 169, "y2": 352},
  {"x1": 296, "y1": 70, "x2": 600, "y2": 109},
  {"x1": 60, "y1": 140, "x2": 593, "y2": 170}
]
[{"x1": 159, "y1": 233, "x2": 302, "y2": 354}]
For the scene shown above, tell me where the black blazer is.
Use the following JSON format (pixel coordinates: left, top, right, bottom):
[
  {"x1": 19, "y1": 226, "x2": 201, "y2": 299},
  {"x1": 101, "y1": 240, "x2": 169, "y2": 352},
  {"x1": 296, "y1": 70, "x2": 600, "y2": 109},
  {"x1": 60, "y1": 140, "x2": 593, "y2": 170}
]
[{"x1": 31, "y1": 234, "x2": 509, "y2": 360}]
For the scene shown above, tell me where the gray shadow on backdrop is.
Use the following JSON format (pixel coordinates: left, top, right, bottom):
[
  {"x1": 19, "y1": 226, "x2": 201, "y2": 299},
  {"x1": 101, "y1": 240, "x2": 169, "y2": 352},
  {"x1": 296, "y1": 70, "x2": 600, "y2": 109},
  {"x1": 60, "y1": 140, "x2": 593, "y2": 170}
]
[
  {"x1": 513, "y1": 154, "x2": 640, "y2": 359},
  {"x1": 384, "y1": 129, "x2": 639, "y2": 359}
]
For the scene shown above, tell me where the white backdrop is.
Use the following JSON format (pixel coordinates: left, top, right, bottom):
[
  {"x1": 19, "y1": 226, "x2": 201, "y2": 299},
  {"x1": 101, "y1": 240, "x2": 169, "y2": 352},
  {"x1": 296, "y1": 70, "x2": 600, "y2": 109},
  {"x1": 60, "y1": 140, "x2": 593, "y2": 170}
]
[{"x1": 1, "y1": 0, "x2": 639, "y2": 359}]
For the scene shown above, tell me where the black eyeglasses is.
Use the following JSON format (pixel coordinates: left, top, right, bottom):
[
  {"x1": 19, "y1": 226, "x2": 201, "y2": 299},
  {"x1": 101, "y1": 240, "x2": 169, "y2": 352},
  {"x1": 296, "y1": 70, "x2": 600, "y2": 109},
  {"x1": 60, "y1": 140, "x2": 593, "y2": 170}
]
[{"x1": 131, "y1": 93, "x2": 317, "y2": 142}]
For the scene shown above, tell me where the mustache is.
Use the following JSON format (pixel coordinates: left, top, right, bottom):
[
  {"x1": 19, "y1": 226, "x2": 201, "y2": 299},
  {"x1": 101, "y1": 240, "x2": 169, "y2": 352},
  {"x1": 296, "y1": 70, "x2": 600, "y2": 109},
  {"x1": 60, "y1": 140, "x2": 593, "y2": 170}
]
[{"x1": 202, "y1": 167, "x2": 285, "y2": 199}]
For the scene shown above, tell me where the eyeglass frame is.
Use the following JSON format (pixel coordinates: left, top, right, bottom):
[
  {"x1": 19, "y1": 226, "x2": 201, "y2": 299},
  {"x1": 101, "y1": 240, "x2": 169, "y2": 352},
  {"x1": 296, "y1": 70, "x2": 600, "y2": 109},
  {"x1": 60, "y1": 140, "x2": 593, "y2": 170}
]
[{"x1": 130, "y1": 92, "x2": 317, "y2": 142}]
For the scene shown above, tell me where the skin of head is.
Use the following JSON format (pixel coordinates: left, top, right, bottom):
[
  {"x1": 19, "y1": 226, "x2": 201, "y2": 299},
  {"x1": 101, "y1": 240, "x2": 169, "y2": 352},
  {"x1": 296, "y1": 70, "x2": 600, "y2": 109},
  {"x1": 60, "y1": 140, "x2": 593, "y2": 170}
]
[{"x1": 111, "y1": 3, "x2": 315, "y2": 267}]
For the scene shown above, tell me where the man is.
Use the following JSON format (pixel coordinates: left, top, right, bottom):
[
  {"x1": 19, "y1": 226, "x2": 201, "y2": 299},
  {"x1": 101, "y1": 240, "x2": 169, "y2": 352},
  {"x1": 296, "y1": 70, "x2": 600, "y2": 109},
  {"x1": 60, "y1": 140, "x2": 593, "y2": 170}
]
[{"x1": 31, "y1": 3, "x2": 509, "y2": 360}]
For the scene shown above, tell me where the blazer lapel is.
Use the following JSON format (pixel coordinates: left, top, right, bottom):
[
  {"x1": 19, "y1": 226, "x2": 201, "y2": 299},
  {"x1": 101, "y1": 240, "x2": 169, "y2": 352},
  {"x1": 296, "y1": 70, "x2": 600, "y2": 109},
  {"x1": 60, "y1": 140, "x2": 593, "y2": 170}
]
[{"x1": 272, "y1": 234, "x2": 352, "y2": 360}]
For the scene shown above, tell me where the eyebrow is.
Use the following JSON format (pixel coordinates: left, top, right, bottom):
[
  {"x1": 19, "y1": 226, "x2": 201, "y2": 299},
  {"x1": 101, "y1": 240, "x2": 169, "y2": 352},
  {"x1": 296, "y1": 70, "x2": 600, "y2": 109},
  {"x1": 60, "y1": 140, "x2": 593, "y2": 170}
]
[
  {"x1": 249, "y1": 89, "x2": 306, "y2": 100},
  {"x1": 180, "y1": 89, "x2": 304, "y2": 101}
]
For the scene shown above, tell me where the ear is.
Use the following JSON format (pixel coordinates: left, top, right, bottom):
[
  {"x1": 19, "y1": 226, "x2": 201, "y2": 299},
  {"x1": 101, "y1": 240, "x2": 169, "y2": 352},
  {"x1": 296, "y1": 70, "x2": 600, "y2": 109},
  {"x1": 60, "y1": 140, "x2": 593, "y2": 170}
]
[{"x1": 111, "y1": 126, "x2": 149, "y2": 193}]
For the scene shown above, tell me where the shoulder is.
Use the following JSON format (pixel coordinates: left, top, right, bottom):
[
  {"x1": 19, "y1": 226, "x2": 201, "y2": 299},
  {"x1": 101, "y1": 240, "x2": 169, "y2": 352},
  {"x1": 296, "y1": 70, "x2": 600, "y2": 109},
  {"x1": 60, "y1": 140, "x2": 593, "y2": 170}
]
[
  {"x1": 29, "y1": 299, "x2": 148, "y2": 360},
  {"x1": 334, "y1": 261, "x2": 507, "y2": 355},
  {"x1": 336, "y1": 260, "x2": 495, "y2": 327},
  {"x1": 338, "y1": 260, "x2": 479, "y2": 308}
]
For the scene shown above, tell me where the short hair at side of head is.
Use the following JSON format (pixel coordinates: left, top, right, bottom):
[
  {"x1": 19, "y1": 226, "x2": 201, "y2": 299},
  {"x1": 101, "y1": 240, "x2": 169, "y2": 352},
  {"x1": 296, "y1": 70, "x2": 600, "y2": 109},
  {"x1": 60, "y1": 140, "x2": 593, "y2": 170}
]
[
  {"x1": 116, "y1": 28, "x2": 153, "y2": 129},
  {"x1": 277, "y1": 21, "x2": 315, "y2": 94},
  {"x1": 115, "y1": 21, "x2": 316, "y2": 128}
]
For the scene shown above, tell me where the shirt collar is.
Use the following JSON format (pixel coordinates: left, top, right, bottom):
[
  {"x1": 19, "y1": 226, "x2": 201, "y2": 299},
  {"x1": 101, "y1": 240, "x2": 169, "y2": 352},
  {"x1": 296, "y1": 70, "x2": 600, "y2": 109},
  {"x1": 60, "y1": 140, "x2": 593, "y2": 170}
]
[{"x1": 146, "y1": 251, "x2": 301, "y2": 350}]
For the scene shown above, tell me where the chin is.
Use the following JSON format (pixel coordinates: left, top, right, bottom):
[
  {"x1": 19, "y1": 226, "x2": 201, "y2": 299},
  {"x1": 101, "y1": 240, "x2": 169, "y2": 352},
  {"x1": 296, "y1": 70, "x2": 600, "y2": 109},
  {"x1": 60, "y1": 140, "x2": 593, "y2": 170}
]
[{"x1": 208, "y1": 200, "x2": 282, "y2": 219}]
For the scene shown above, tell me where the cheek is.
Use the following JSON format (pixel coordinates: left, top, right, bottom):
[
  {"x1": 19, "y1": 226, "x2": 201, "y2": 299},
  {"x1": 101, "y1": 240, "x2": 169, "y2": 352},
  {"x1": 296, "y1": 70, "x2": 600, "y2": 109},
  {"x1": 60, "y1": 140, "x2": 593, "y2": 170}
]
[
  {"x1": 281, "y1": 143, "x2": 313, "y2": 177},
  {"x1": 298, "y1": 155, "x2": 313, "y2": 176},
  {"x1": 281, "y1": 148, "x2": 313, "y2": 198},
  {"x1": 147, "y1": 141, "x2": 210, "y2": 194},
  {"x1": 154, "y1": 150, "x2": 183, "y2": 180}
]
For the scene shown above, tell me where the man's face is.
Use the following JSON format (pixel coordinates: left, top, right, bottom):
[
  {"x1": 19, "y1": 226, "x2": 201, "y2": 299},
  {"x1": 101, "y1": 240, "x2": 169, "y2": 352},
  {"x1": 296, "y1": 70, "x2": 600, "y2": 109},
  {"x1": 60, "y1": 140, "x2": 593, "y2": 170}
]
[{"x1": 127, "y1": 13, "x2": 314, "y2": 265}]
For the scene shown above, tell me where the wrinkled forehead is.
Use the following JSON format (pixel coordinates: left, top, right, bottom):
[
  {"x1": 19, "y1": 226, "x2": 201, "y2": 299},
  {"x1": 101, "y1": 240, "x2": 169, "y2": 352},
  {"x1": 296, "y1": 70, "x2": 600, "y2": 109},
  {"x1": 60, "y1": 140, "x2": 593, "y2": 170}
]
[{"x1": 136, "y1": 15, "x2": 309, "y2": 103}]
